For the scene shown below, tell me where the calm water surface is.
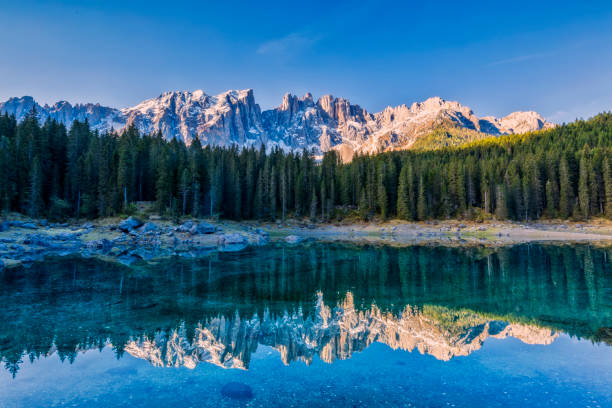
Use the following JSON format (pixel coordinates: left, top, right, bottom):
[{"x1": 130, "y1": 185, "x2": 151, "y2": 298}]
[{"x1": 0, "y1": 243, "x2": 611, "y2": 407}]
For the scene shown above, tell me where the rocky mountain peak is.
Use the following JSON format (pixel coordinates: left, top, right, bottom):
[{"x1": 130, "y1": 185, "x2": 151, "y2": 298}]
[{"x1": 0, "y1": 90, "x2": 555, "y2": 158}]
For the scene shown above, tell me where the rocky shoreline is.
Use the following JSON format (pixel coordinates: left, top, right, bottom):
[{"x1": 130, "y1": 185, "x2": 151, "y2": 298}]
[
  {"x1": 1, "y1": 216, "x2": 612, "y2": 270},
  {"x1": 0, "y1": 217, "x2": 271, "y2": 270}
]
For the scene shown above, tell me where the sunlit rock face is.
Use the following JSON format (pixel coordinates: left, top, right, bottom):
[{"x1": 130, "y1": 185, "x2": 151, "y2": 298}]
[
  {"x1": 121, "y1": 89, "x2": 265, "y2": 147},
  {"x1": 123, "y1": 292, "x2": 558, "y2": 369},
  {"x1": 0, "y1": 92, "x2": 553, "y2": 159}
]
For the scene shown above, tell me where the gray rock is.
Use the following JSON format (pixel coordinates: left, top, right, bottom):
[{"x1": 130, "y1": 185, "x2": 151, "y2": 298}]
[
  {"x1": 80, "y1": 222, "x2": 94, "y2": 229},
  {"x1": 139, "y1": 222, "x2": 159, "y2": 233},
  {"x1": 118, "y1": 216, "x2": 143, "y2": 232},
  {"x1": 178, "y1": 220, "x2": 195, "y2": 233},
  {"x1": 23, "y1": 234, "x2": 52, "y2": 247},
  {"x1": 0, "y1": 221, "x2": 9, "y2": 232},
  {"x1": 217, "y1": 233, "x2": 247, "y2": 246},
  {"x1": 284, "y1": 235, "x2": 303, "y2": 244},
  {"x1": 255, "y1": 231, "x2": 270, "y2": 245},
  {"x1": 187, "y1": 221, "x2": 216, "y2": 235},
  {"x1": 56, "y1": 232, "x2": 78, "y2": 241},
  {"x1": 85, "y1": 239, "x2": 113, "y2": 252},
  {"x1": 12, "y1": 221, "x2": 39, "y2": 229}
]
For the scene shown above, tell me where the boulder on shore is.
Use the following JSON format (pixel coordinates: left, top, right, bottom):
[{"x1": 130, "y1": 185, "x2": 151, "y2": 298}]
[
  {"x1": 284, "y1": 235, "x2": 304, "y2": 244},
  {"x1": 139, "y1": 222, "x2": 159, "y2": 233},
  {"x1": 217, "y1": 233, "x2": 247, "y2": 246},
  {"x1": 190, "y1": 222, "x2": 216, "y2": 235},
  {"x1": 118, "y1": 216, "x2": 144, "y2": 232},
  {"x1": 178, "y1": 221, "x2": 195, "y2": 233},
  {"x1": 10, "y1": 221, "x2": 38, "y2": 230}
]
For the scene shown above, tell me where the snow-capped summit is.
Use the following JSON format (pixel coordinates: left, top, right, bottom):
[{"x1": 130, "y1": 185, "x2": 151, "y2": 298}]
[{"x1": 0, "y1": 90, "x2": 554, "y2": 159}]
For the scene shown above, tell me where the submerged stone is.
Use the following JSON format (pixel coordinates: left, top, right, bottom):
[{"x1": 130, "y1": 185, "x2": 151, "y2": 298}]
[{"x1": 221, "y1": 382, "x2": 254, "y2": 400}]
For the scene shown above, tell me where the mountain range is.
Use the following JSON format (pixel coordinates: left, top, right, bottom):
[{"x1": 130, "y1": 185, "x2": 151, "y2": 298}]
[
  {"x1": 124, "y1": 292, "x2": 557, "y2": 370},
  {"x1": 0, "y1": 90, "x2": 554, "y2": 161}
]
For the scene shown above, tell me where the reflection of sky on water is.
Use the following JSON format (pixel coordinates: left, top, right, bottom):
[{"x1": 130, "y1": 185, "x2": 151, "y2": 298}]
[{"x1": 2, "y1": 335, "x2": 611, "y2": 408}]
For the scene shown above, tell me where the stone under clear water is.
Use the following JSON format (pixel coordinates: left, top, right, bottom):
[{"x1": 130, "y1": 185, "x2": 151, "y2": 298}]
[{"x1": 0, "y1": 243, "x2": 611, "y2": 407}]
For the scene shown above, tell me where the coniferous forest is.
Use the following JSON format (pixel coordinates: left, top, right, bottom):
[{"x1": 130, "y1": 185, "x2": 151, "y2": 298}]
[{"x1": 0, "y1": 109, "x2": 611, "y2": 222}]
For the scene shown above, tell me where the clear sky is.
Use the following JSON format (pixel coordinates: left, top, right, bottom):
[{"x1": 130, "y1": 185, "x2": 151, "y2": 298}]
[{"x1": 1, "y1": 0, "x2": 611, "y2": 122}]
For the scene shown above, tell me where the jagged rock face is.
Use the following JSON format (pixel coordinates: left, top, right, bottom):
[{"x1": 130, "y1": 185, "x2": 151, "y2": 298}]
[
  {"x1": 122, "y1": 89, "x2": 265, "y2": 146},
  {"x1": 261, "y1": 93, "x2": 373, "y2": 153},
  {"x1": 0, "y1": 91, "x2": 554, "y2": 159},
  {"x1": 0, "y1": 96, "x2": 124, "y2": 132},
  {"x1": 123, "y1": 292, "x2": 558, "y2": 370}
]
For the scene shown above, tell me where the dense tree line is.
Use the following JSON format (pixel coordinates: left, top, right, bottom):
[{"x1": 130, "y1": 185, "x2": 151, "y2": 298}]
[{"x1": 0, "y1": 109, "x2": 611, "y2": 221}]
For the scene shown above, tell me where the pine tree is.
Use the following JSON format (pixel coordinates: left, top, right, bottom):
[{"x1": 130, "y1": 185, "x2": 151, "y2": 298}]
[
  {"x1": 397, "y1": 163, "x2": 411, "y2": 220},
  {"x1": 281, "y1": 165, "x2": 287, "y2": 223},
  {"x1": 27, "y1": 157, "x2": 44, "y2": 217},
  {"x1": 0, "y1": 135, "x2": 14, "y2": 212},
  {"x1": 156, "y1": 152, "x2": 171, "y2": 215},
  {"x1": 604, "y1": 156, "x2": 612, "y2": 218},
  {"x1": 310, "y1": 189, "x2": 318, "y2": 221},
  {"x1": 233, "y1": 162, "x2": 242, "y2": 219},
  {"x1": 255, "y1": 173, "x2": 264, "y2": 220},
  {"x1": 417, "y1": 174, "x2": 427, "y2": 220},
  {"x1": 494, "y1": 184, "x2": 507, "y2": 219},
  {"x1": 378, "y1": 181, "x2": 388, "y2": 220},
  {"x1": 270, "y1": 169, "x2": 277, "y2": 220},
  {"x1": 545, "y1": 180, "x2": 556, "y2": 218},
  {"x1": 179, "y1": 167, "x2": 191, "y2": 215},
  {"x1": 578, "y1": 153, "x2": 590, "y2": 219},
  {"x1": 358, "y1": 188, "x2": 369, "y2": 221},
  {"x1": 559, "y1": 157, "x2": 572, "y2": 219}
]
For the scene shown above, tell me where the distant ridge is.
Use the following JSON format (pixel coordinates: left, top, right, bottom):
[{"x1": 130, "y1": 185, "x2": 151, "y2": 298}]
[{"x1": 0, "y1": 90, "x2": 554, "y2": 161}]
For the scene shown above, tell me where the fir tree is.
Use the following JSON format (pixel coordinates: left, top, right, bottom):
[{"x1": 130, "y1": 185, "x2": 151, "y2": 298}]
[
  {"x1": 578, "y1": 153, "x2": 590, "y2": 219},
  {"x1": 179, "y1": 168, "x2": 191, "y2": 215},
  {"x1": 604, "y1": 156, "x2": 612, "y2": 218},
  {"x1": 396, "y1": 163, "x2": 411, "y2": 220},
  {"x1": 417, "y1": 174, "x2": 427, "y2": 220},
  {"x1": 559, "y1": 157, "x2": 572, "y2": 219},
  {"x1": 27, "y1": 157, "x2": 43, "y2": 217},
  {"x1": 495, "y1": 184, "x2": 507, "y2": 219},
  {"x1": 359, "y1": 188, "x2": 369, "y2": 221}
]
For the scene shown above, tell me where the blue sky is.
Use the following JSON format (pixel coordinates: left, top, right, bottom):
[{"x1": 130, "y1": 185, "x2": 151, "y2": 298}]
[{"x1": 1, "y1": 0, "x2": 611, "y2": 122}]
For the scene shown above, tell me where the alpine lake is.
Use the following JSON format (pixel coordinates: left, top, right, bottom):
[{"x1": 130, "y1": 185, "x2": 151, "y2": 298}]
[{"x1": 1, "y1": 243, "x2": 611, "y2": 407}]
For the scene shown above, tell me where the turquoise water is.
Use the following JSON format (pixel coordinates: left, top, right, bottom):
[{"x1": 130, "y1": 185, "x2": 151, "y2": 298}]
[{"x1": 1, "y1": 243, "x2": 611, "y2": 407}]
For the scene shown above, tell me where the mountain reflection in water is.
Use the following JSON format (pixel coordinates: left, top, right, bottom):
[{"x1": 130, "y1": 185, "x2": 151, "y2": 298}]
[{"x1": 1, "y1": 243, "x2": 610, "y2": 376}]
